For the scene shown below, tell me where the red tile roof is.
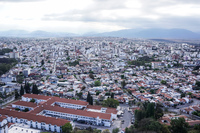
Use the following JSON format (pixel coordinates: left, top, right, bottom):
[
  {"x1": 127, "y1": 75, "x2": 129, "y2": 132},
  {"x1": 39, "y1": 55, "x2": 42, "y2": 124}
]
[
  {"x1": 44, "y1": 104, "x2": 111, "y2": 120},
  {"x1": 12, "y1": 101, "x2": 38, "y2": 108},
  {"x1": 0, "y1": 109, "x2": 69, "y2": 126},
  {"x1": 23, "y1": 94, "x2": 52, "y2": 100}
]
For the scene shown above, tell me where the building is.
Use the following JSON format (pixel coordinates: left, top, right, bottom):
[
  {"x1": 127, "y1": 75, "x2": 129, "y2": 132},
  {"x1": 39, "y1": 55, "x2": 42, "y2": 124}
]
[
  {"x1": 0, "y1": 109, "x2": 70, "y2": 133},
  {"x1": 20, "y1": 94, "x2": 116, "y2": 127},
  {"x1": 0, "y1": 115, "x2": 8, "y2": 133}
]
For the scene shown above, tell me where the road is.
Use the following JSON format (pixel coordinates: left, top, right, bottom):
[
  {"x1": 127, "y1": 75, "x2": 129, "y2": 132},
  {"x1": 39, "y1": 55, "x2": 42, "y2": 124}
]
[{"x1": 73, "y1": 104, "x2": 133, "y2": 132}]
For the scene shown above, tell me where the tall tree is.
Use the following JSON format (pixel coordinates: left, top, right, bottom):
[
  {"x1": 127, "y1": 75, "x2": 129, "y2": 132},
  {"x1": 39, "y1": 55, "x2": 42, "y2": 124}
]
[
  {"x1": 87, "y1": 92, "x2": 91, "y2": 103},
  {"x1": 41, "y1": 59, "x2": 44, "y2": 66},
  {"x1": 32, "y1": 83, "x2": 39, "y2": 94},
  {"x1": 111, "y1": 93, "x2": 114, "y2": 99},
  {"x1": 90, "y1": 96, "x2": 93, "y2": 105},
  {"x1": 121, "y1": 80, "x2": 126, "y2": 89},
  {"x1": 24, "y1": 82, "x2": 30, "y2": 93},
  {"x1": 20, "y1": 85, "x2": 24, "y2": 96},
  {"x1": 170, "y1": 117, "x2": 189, "y2": 133},
  {"x1": 15, "y1": 90, "x2": 20, "y2": 99}
]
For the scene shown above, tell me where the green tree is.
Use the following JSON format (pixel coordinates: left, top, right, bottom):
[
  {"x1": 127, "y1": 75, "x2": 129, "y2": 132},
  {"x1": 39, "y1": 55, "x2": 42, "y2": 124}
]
[
  {"x1": 121, "y1": 80, "x2": 126, "y2": 89},
  {"x1": 102, "y1": 129, "x2": 110, "y2": 133},
  {"x1": 146, "y1": 102, "x2": 155, "y2": 118},
  {"x1": 154, "y1": 105, "x2": 164, "y2": 120},
  {"x1": 41, "y1": 59, "x2": 44, "y2": 66},
  {"x1": 135, "y1": 109, "x2": 146, "y2": 122},
  {"x1": 20, "y1": 85, "x2": 24, "y2": 96},
  {"x1": 138, "y1": 118, "x2": 162, "y2": 132},
  {"x1": 195, "y1": 81, "x2": 200, "y2": 87},
  {"x1": 87, "y1": 92, "x2": 91, "y2": 103},
  {"x1": 30, "y1": 98, "x2": 35, "y2": 103},
  {"x1": 161, "y1": 80, "x2": 167, "y2": 85},
  {"x1": 111, "y1": 93, "x2": 114, "y2": 99},
  {"x1": 32, "y1": 83, "x2": 39, "y2": 94},
  {"x1": 62, "y1": 123, "x2": 72, "y2": 133},
  {"x1": 15, "y1": 90, "x2": 20, "y2": 99},
  {"x1": 90, "y1": 96, "x2": 93, "y2": 105},
  {"x1": 161, "y1": 125, "x2": 171, "y2": 133},
  {"x1": 94, "y1": 80, "x2": 101, "y2": 86},
  {"x1": 89, "y1": 73, "x2": 94, "y2": 80},
  {"x1": 76, "y1": 92, "x2": 83, "y2": 98},
  {"x1": 170, "y1": 117, "x2": 189, "y2": 133},
  {"x1": 112, "y1": 128, "x2": 119, "y2": 133},
  {"x1": 103, "y1": 98, "x2": 119, "y2": 108},
  {"x1": 24, "y1": 81, "x2": 30, "y2": 94}
]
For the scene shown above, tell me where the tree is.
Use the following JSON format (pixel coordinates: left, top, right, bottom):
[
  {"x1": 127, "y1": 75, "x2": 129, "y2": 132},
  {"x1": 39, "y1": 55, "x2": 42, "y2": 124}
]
[
  {"x1": 161, "y1": 125, "x2": 171, "y2": 133},
  {"x1": 195, "y1": 81, "x2": 200, "y2": 87},
  {"x1": 62, "y1": 123, "x2": 72, "y2": 133},
  {"x1": 146, "y1": 102, "x2": 155, "y2": 118},
  {"x1": 161, "y1": 80, "x2": 167, "y2": 85},
  {"x1": 102, "y1": 129, "x2": 110, "y2": 133},
  {"x1": 20, "y1": 85, "x2": 24, "y2": 96},
  {"x1": 135, "y1": 109, "x2": 146, "y2": 122},
  {"x1": 15, "y1": 90, "x2": 20, "y2": 99},
  {"x1": 137, "y1": 118, "x2": 162, "y2": 132},
  {"x1": 154, "y1": 105, "x2": 164, "y2": 120},
  {"x1": 90, "y1": 96, "x2": 93, "y2": 105},
  {"x1": 112, "y1": 128, "x2": 119, "y2": 133},
  {"x1": 32, "y1": 83, "x2": 39, "y2": 94},
  {"x1": 76, "y1": 92, "x2": 83, "y2": 98},
  {"x1": 121, "y1": 80, "x2": 126, "y2": 89},
  {"x1": 30, "y1": 98, "x2": 35, "y2": 103},
  {"x1": 87, "y1": 92, "x2": 91, "y2": 103},
  {"x1": 111, "y1": 93, "x2": 114, "y2": 99},
  {"x1": 94, "y1": 80, "x2": 101, "y2": 86},
  {"x1": 24, "y1": 82, "x2": 30, "y2": 94},
  {"x1": 41, "y1": 59, "x2": 44, "y2": 66},
  {"x1": 170, "y1": 117, "x2": 189, "y2": 133},
  {"x1": 89, "y1": 73, "x2": 94, "y2": 80},
  {"x1": 103, "y1": 98, "x2": 119, "y2": 108}
]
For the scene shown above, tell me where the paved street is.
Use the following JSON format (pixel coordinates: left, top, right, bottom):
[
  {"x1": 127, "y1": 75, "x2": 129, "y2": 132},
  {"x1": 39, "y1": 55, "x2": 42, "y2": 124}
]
[{"x1": 73, "y1": 104, "x2": 133, "y2": 132}]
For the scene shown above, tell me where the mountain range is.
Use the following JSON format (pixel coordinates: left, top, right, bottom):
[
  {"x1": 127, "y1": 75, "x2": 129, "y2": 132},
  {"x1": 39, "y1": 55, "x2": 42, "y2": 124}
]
[{"x1": 0, "y1": 28, "x2": 200, "y2": 39}]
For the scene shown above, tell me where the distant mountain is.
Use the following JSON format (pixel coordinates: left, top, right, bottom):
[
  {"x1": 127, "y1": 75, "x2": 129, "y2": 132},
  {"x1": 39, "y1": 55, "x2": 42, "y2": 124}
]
[
  {"x1": 0, "y1": 30, "x2": 78, "y2": 37},
  {"x1": 0, "y1": 28, "x2": 199, "y2": 39},
  {"x1": 92, "y1": 28, "x2": 200, "y2": 39}
]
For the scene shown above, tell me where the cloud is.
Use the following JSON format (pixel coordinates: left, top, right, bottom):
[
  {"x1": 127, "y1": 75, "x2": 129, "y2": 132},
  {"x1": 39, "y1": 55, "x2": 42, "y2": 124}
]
[
  {"x1": 1, "y1": 0, "x2": 200, "y2": 33},
  {"x1": 0, "y1": 0, "x2": 43, "y2": 2}
]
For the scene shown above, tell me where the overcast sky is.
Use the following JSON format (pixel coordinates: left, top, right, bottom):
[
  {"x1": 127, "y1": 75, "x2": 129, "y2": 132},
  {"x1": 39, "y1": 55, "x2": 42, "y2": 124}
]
[{"x1": 0, "y1": 0, "x2": 200, "y2": 34}]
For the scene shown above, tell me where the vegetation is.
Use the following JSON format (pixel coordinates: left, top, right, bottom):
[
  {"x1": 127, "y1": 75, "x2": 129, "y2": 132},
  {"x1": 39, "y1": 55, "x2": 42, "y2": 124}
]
[
  {"x1": 32, "y1": 83, "x2": 39, "y2": 94},
  {"x1": 161, "y1": 80, "x2": 167, "y2": 85},
  {"x1": 94, "y1": 80, "x2": 101, "y2": 86},
  {"x1": 30, "y1": 98, "x2": 35, "y2": 103},
  {"x1": 170, "y1": 117, "x2": 189, "y2": 133},
  {"x1": 86, "y1": 92, "x2": 93, "y2": 105},
  {"x1": 121, "y1": 80, "x2": 126, "y2": 89},
  {"x1": 62, "y1": 123, "x2": 72, "y2": 133},
  {"x1": 69, "y1": 60, "x2": 79, "y2": 66},
  {"x1": 0, "y1": 58, "x2": 17, "y2": 75},
  {"x1": 89, "y1": 73, "x2": 94, "y2": 80},
  {"x1": 0, "y1": 48, "x2": 13, "y2": 55},
  {"x1": 103, "y1": 98, "x2": 119, "y2": 108},
  {"x1": 72, "y1": 127, "x2": 101, "y2": 133},
  {"x1": 112, "y1": 128, "x2": 119, "y2": 133},
  {"x1": 128, "y1": 56, "x2": 155, "y2": 66}
]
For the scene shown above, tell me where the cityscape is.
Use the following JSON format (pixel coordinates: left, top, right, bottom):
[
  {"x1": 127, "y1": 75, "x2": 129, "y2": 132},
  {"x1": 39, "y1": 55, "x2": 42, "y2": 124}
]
[
  {"x1": 0, "y1": 0, "x2": 200, "y2": 133},
  {"x1": 0, "y1": 37, "x2": 199, "y2": 133}
]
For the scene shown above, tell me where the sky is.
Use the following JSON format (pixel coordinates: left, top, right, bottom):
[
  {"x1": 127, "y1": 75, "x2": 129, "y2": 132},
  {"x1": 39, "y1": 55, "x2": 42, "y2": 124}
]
[{"x1": 0, "y1": 0, "x2": 200, "y2": 34}]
